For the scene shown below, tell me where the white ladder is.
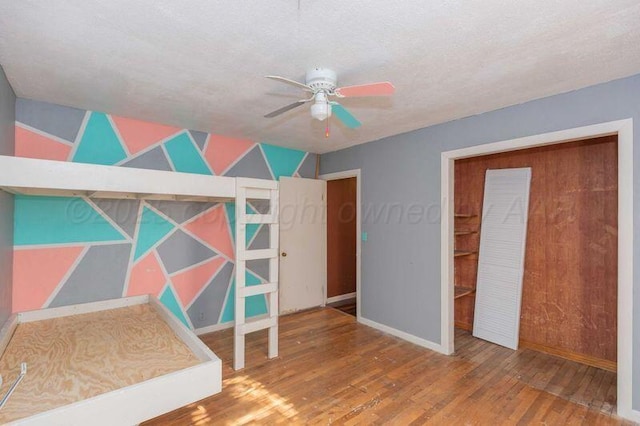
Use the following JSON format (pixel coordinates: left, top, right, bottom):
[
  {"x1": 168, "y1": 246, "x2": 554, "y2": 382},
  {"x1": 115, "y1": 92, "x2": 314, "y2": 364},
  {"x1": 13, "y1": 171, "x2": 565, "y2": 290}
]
[{"x1": 234, "y1": 178, "x2": 279, "y2": 370}]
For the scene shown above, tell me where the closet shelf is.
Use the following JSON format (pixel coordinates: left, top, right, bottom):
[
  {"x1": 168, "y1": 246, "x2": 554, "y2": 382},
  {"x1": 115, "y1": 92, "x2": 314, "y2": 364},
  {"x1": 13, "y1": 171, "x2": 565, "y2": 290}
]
[
  {"x1": 454, "y1": 287, "x2": 476, "y2": 299},
  {"x1": 454, "y1": 250, "x2": 477, "y2": 257},
  {"x1": 454, "y1": 230, "x2": 478, "y2": 236}
]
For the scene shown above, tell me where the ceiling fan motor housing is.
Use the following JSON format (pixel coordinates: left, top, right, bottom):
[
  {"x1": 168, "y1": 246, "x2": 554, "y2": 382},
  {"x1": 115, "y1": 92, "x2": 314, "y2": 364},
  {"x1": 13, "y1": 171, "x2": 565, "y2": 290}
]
[{"x1": 305, "y1": 68, "x2": 337, "y2": 92}]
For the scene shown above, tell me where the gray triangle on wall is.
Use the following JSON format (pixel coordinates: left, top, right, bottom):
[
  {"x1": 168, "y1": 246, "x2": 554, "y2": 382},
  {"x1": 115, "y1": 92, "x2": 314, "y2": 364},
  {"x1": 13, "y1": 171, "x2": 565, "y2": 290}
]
[
  {"x1": 189, "y1": 130, "x2": 209, "y2": 151},
  {"x1": 297, "y1": 153, "x2": 318, "y2": 179},
  {"x1": 16, "y1": 99, "x2": 86, "y2": 143},
  {"x1": 224, "y1": 145, "x2": 273, "y2": 180},
  {"x1": 121, "y1": 146, "x2": 173, "y2": 171},
  {"x1": 187, "y1": 261, "x2": 234, "y2": 328},
  {"x1": 49, "y1": 243, "x2": 132, "y2": 307},
  {"x1": 156, "y1": 229, "x2": 217, "y2": 274}
]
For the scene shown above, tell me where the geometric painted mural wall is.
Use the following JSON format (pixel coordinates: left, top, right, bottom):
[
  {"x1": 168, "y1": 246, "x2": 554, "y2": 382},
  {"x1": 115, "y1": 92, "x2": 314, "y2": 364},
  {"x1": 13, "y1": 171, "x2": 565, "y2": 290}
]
[{"x1": 13, "y1": 99, "x2": 317, "y2": 330}]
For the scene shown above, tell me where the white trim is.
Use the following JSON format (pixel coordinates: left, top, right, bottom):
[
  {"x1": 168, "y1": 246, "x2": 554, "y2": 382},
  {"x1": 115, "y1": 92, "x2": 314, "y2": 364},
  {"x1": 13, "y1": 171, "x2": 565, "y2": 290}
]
[
  {"x1": 319, "y1": 169, "x2": 362, "y2": 321},
  {"x1": 358, "y1": 316, "x2": 446, "y2": 354},
  {"x1": 625, "y1": 409, "x2": 640, "y2": 423},
  {"x1": 195, "y1": 312, "x2": 272, "y2": 336},
  {"x1": 195, "y1": 320, "x2": 234, "y2": 336},
  {"x1": 327, "y1": 292, "x2": 356, "y2": 304},
  {"x1": 18, "y1": 295, "x2": 150, "y2": 322},
  {"x1": 440, "y1": 119, "x2": 634, "y2": 420}
]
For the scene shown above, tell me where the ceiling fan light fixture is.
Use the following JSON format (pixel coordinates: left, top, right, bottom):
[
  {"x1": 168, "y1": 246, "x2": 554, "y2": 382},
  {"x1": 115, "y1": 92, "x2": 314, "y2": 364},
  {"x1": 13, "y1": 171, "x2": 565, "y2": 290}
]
[{"x1": 310, "y1": 92, "x2": 331, "y2": 121}]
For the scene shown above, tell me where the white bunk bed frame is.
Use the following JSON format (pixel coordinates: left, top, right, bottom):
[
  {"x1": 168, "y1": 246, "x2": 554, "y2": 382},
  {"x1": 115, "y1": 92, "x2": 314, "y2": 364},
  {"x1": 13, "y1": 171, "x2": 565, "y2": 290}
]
[
  {"x1": 0, "y1": 155, "x2": 279, "y2": 371},
  {"x1": 0, "y1": 295, "x2": 221, "y2": 425}
]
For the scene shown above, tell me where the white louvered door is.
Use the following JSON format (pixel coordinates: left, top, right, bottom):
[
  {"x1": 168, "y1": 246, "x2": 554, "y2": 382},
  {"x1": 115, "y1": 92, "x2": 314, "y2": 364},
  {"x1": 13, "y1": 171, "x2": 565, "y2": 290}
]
[{"x1": 473, "y1": 168, "x2": 531, "y2": 350}]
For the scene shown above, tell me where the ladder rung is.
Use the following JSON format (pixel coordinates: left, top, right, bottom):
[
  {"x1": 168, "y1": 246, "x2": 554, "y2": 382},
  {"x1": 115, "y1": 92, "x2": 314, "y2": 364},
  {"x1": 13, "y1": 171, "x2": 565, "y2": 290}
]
[
  {"x1": 237, "y1": 178, "x2": 278, "y2": 191},
  {"x1": 238, "y1": 248, "x2": 278, "y2": 261},
  {"x1": 239, "y1": 317, "x2": 277, "y2": 335},
  {"x1": 243, "y1": 214, "x2": 277, "y2": 224},
  {"x1": 245, "y1": 188, "x2": 272, "y2": 200},
  {"x1": 238, "y1": 282, "x2": 278, "y2": 297}
]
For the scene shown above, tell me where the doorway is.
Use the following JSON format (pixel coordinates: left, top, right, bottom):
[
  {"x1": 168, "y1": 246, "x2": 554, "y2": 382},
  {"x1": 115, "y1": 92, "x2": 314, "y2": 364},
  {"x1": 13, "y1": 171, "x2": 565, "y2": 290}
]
[
  {"x1": 452, "y1": 136, "x2": 618, "y2": 411},
  {"x1": 320, "y1": 170, "x2": 361, "y2": 319},
  {"x1": 440, "y1": 119, "x2": 634, "y2": 420}
]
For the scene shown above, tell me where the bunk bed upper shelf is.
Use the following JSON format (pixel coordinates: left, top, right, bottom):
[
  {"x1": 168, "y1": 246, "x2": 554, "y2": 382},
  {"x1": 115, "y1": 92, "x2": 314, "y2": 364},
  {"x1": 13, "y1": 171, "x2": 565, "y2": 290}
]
[{"x1": 0, "y1": 155, "x2": 239, "y2": 202}]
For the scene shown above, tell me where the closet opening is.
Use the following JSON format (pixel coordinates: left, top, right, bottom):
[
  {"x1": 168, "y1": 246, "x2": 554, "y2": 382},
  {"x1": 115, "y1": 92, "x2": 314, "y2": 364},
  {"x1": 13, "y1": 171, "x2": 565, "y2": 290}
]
[{"x1": 451, "y1": 134, "x2": 620, "y2": 414}]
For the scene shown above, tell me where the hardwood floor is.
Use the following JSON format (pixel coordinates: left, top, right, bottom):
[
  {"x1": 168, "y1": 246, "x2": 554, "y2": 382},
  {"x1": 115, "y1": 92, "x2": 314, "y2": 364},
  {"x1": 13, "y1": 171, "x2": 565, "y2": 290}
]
[
  {"x1": 144, "y1": 308, "x2": 631, "y2": 425},
  {"x1": 328, "y1": 298, "x2": 356, "y2": 317}
]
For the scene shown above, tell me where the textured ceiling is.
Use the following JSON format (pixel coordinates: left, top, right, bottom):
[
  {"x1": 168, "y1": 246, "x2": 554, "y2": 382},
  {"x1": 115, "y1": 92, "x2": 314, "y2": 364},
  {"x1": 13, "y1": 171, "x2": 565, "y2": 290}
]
[{"x1": 1, "y1": 1, "x2": 640, "y2": 154}]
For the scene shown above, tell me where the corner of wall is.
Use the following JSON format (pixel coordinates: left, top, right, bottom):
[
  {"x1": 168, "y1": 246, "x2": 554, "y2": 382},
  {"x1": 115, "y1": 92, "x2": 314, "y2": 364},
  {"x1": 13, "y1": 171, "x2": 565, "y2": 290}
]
[{"x1": 0, "y1": 64, "x2": 16, "y2": 324}]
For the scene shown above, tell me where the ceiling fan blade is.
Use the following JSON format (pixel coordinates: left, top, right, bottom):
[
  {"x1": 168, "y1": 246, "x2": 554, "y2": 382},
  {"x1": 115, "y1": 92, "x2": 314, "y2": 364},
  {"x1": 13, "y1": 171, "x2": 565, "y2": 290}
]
[
  {"x1": 331, "y1": 103, "x2": 361, "y2": 129},
  {"x1": 265, "y1": 75, "x2": 313, "y2": 92},
  {"x1": 264, "y1": 100, "x2": 308, "y2": 118},
  {"x1": 335, "y1": 82, "x2": 395, "y2": 98}
]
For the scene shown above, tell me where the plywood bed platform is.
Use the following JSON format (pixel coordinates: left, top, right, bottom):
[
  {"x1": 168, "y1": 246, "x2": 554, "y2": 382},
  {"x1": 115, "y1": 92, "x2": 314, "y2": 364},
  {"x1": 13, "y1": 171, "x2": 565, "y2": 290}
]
[{"x1": 0, "y1": 296, "x2": 221, "y2": 425}]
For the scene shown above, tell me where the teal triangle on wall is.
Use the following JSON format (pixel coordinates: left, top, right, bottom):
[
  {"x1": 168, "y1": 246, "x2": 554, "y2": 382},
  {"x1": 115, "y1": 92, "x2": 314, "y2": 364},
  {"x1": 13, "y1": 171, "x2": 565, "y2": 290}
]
[
  {"x1": 260, "y1": 143, "x2": 306, "y2": 180},
  {"x1": 220, "y1": 270, "x2": 268, "y2": 323},
  {"x1": 134, "y1": 207, "x2": 175, "y2": 260},
  {"x1": 164, "y1": 132, "x2": 212, "y2": 175},
  {"x1": 225, "y1": 202, "x2": 259, "y2": 246},
  {"x1": 14, "y1": 195, "x2": 126, "y2": 245},
  {"x1": 160, "y1": 286, "x2": 190, "y2": 328},
  {"x1": 73, "y1": 112, "x2": 127, "y2": 165}
]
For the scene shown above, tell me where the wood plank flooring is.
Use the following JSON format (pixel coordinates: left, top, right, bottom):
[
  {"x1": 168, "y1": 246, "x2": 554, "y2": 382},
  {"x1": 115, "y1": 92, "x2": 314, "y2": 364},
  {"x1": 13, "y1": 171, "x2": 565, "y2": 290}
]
[
  {"x1": 328, "y1": 299, "x2": 357, "y2": 317},
  {"x1": 144, "y1": 308, "x2": 632, "y2": 425}
]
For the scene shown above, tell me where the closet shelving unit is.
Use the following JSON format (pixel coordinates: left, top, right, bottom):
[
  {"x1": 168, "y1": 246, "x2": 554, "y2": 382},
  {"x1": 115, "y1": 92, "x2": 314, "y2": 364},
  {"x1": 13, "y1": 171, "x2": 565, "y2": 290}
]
[
  {"x1": 453, "y1": 213, "x2": 479, "y2": 300},
  {"x1": 0, "y1": 155, "x2": 279, "y2": 424}
]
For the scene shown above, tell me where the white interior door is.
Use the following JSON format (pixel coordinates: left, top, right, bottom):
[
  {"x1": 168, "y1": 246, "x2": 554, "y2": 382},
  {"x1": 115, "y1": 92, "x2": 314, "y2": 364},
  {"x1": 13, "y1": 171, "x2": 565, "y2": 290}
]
[
  {"x1": 473, "y1": 168, "x2": 531, "y2": 350},
  {"x1": 279, "y1": 177, "x2": 326, "y2": 314}
]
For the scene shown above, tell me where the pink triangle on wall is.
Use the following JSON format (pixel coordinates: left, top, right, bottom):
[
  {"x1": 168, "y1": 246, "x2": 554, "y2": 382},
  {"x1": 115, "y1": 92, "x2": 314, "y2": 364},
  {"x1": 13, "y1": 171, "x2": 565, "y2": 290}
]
[
  {"x1": 13, "y1": 246, "x2": 85, "y2": 312},
  {"x1": 171, "y1": 257, "x2": 226, "y2": 307},
  {"x1": 15, "y1": 126, "x2": 72, "y2": 161},
  {"x1": 203, "y1": 134, "x2": 255, "y2": 175},
  {"x1": 184, "y1": 205, "x2": 234, "y2": 260},
  {"x1": 127, "y1": 251, "x2": 167, "y2": 297},
  {"x1": 111, "y1": 115, "x2": 181, "y2": 155}
]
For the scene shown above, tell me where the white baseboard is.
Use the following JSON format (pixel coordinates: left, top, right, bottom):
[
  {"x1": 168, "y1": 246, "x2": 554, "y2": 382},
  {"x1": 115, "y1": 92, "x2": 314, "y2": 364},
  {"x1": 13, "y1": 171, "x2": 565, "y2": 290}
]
[
  {"x1": 326, "y1": 292, "x2": 356, "y2": 304},
  {"x1": 358, "y1": 316, "x2": 447, "y2": 355},
  {"x1": 194, "y1": 313, "x2": 270, "y2": 336},
  {"x1": 619, "y1": 408, "x2": 640, "y2": 423},
  {"x1": 195, "y1": 321, "x2": 233, "y2": 336}
]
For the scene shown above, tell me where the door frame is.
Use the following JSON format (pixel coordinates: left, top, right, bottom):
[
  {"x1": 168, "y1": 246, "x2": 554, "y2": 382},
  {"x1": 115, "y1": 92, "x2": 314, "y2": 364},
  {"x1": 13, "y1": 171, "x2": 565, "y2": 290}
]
[
  {"x1": 319, "y1": 169, "x2": 362, "y2": 320},
  {"x1": 440, "y1": 119, "x2": 635, "y2": 421}
]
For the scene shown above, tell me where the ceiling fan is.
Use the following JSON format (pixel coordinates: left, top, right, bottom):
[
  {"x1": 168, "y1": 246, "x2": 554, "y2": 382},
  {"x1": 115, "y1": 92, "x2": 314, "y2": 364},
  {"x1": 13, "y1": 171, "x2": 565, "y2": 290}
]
[{"x1": 264, "y1": 68, "x2": 394, "y2": 132}]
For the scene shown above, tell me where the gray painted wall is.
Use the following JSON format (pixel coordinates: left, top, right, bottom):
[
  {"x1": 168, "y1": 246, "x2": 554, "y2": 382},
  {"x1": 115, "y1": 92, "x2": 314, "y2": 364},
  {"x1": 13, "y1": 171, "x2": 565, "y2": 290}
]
[
  {"x1": 321, "y1": 74, "x2": 640, "y2": 410},
  {"x1": 0, "y1": 65, "x2": 15, "y2": 325}
]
